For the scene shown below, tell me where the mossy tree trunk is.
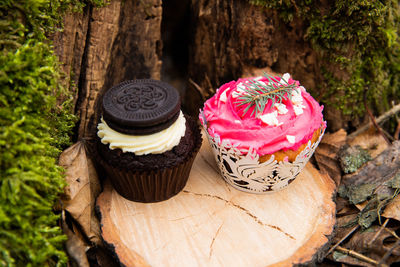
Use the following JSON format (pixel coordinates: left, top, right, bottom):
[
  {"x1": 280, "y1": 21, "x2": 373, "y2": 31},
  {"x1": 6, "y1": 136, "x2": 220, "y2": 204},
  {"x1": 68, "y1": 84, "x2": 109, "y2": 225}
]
[
  {"x1": 54, "y1": 0, "x2": 347, "y2": 139},
  {"x1": 53, "y1": 0, "x2": 162, "y2": 140},
  {"x1": 185, "y1": 0, "x2": 345, "y2": 131}
]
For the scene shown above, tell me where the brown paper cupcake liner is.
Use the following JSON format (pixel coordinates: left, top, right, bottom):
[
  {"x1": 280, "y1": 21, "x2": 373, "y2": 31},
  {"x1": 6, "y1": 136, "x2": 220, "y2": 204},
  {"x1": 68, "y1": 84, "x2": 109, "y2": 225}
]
[
  {"x1": 101, "y1": 154, "x2": 197, "y2": 202},
  {"x1": 97, "y1": 117, "x2": 202, "y2": 203}
]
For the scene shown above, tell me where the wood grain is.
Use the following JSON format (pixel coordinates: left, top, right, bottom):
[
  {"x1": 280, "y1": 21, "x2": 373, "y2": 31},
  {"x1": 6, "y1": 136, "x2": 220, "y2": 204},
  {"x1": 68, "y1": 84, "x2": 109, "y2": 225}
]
[{"x1": 97, "y1": 138, "x2": 336, "y2": 267}]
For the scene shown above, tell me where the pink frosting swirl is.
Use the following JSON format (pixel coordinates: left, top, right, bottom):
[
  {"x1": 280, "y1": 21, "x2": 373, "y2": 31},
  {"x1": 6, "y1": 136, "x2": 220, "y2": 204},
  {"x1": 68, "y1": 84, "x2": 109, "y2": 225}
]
[{"x1": 200, "y1": 75, "x2": 326, "y2": 155}]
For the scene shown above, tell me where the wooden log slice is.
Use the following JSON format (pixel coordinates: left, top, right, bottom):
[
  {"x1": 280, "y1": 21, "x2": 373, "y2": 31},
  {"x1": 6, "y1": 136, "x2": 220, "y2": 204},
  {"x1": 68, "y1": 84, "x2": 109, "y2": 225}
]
[{"x1": 96, "y1": 138, "x2": 336, "y2": 267}]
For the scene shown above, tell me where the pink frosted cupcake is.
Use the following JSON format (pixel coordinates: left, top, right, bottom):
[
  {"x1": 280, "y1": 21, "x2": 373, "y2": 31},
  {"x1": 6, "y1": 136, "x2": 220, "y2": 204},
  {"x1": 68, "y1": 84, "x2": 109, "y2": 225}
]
[{"x1": 200, "y1": 73, "x2": 326, "y2": 193}]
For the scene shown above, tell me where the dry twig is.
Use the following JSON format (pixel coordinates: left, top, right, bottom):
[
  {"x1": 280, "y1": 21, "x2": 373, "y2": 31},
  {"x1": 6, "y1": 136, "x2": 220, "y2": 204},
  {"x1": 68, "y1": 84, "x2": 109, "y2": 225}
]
[
  {"x1": 189, "y1": 78, "x2": 207, "y2": 101},
  {"x1": 367, "y1": 218, "x2": 389, "y2": 247},
  {"x1": 349, "y1": 102, "x2": 400, "y2": 139},
  {"x1": 327, "y1": 225, "x2": 359, "y2": 255},
  {"x1": 384, "y1": 228, "x2": 400, "y2": 240},
  {"x1": 378, "y1": 239, "x2": 400, "y2": 265},
  {"x1": 395, "y1": 119, "x2": 400, "y2": 140},
  {"x1": 363, "y1": 88, "x2": 391, "y2": 145},
  {"x1": 335, "y1": 246, "x2": 388, "y2": 266}
]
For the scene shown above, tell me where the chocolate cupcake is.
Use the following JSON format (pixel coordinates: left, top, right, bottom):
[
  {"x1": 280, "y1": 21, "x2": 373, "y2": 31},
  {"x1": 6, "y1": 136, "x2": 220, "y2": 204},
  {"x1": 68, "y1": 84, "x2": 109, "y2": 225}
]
[{"x1": 96, "y1": 79, "x2": 201, "y2": 202}]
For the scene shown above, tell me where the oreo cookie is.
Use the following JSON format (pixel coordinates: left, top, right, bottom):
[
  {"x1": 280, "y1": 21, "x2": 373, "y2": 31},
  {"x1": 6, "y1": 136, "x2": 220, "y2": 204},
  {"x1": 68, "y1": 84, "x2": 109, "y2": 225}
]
[{"x1": 102, "y1": 79, "x2": 181, "y2": 135}]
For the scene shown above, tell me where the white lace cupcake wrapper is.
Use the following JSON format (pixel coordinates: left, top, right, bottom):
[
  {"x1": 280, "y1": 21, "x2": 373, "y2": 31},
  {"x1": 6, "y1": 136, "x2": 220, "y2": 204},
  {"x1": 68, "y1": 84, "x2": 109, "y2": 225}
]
[{"x1": 200, "y1": 112, "x2": 325, "y2": 193}]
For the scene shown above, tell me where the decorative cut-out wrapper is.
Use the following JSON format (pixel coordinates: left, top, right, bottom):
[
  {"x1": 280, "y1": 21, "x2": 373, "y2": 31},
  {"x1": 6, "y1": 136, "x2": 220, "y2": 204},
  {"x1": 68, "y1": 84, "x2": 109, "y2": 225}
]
[{"x1": 200, "y1": 74, "x2": 326, "y2": 193}]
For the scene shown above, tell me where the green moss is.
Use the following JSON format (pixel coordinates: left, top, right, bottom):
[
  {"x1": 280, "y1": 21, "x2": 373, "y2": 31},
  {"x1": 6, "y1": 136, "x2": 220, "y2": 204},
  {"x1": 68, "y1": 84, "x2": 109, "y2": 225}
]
[
  {"x1": 250, "y1": 0, "x2": 400, "y2": 117},
  {"x1": 0, "y1": 0, "x2": 106, "y2": 266},
  {"x1": 0, "y1": 37, "x2": 69, "y2": 267},
  {"x1": 385, "y1": 173, "x2": 400, "y2": 189},
  {"x1": 338, "y1": 171, "x2": 399, "y2": 229},
  {"x1": 339, "y1": 145, "x2": 372, "y2": 174},
  {"x1": 338, "y1": 183, "x2": 376, "y2": 204}
]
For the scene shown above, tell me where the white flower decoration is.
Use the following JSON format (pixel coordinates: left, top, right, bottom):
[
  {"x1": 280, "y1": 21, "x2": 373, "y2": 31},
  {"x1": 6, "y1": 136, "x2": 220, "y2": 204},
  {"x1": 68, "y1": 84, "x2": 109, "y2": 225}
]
[
  {"x1": 280, "y1": 73, "x2": 291, "y2": 85},
  {"x1": 275, "y1": 103, "x2": 288, "y2": 114},
  {"x1": 293, "y1": 104, "x2": 306, "y2": 116},
  {"x1": 259, "y1": 111, "x2": 283, "y2": 126},
  {"x1": 219, "y1": 90, "x2": 227, "y2": 102},
  {"x1": 286, "y1": 135, "x2": 296, "y2": 144}
]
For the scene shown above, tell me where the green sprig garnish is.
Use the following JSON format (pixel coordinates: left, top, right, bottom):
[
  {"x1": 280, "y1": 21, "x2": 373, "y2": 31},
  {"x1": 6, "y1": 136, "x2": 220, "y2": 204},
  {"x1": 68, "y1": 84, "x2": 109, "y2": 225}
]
[{"x1": 235, "y1": 73, "x2": 297, "y2": 117}]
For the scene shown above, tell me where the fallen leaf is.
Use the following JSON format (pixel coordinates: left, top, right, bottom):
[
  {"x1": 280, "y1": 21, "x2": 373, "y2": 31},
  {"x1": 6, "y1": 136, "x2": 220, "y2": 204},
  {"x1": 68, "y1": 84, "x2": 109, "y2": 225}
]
[
  {"x1": 314, "y1": 129, "x2": 347, "y2": 185},
  {"x1": 355, "y1": 201, "x2": 368, "y2": 211},
  {"x1": 338, "y1": 190, "x2": 393, "y2": 229},
  {"x1": 329, "y1": 224, "x2": 400, "y2": 267},
  {"x1": 385, "y1": 174, "x2": 400, "y2": 189},
  {"x1": 62, "y1": 211, "x2": 90, "y2": 267},
  {"x1": 329, "y1": 251, "x2": 374, "y2": 267},
  {"x1": 339, "y1": 141, "x2": 400, "y2": 228},
  {"x1": 347, "y1": 225, "x2": 400, "y2": 266},
  {"x1": 59, "y1": 141, "x2": 102, "y2": 245},
  {"x1": 348, "y1": 127, "x2": 389, "y2": 158},
  {"x1": 358, "y1": 208, "x2": 379, "y2": 230},
  {"x1": 342, "y1": 141, "x2": 400, "y2": 187},
  {"x1": 382, "y1": 194, "x2": 400, "y2": 221},
  {"x1": 339, "y1": 184, "x2": 376, "y2": 205},
  {"x1": 349, "y1": 226, "x2": 399, "y2": 255},
  {"x1": 333, "y1": 213, "x2": 359, "y2": 244},
  {"x1": 336, "y1": 196, "x2": 358, "y2": 215}
]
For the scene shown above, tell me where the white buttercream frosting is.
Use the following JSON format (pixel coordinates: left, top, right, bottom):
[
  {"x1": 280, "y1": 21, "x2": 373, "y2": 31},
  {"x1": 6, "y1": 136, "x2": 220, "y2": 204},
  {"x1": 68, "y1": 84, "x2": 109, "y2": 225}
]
[{"x1": 97, "y1": 111, "x2": 186, "y2": 155}]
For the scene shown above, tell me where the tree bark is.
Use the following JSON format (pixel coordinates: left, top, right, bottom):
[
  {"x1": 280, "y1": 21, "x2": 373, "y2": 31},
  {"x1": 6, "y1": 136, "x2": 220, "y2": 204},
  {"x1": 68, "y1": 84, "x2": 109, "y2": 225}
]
[
  {"x1": 53, "y1": 0, "x2": 162, "y2": 139},
  {"x1": 185, "y1": 0, "x2": 346, "y2": 131},
  {"x1": 52, "y1": 7, "x2": 90, "y2": 107},
  {"x1": 186, "y1": 1, "x2": 319, "y2": 108},
  {"x1": 54, "y1": 0, "x2": 347, "y2": 136}
]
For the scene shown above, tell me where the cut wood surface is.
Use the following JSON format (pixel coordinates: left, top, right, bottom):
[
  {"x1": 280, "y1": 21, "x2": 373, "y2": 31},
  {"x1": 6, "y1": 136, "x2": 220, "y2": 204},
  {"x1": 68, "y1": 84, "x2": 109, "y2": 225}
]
[{"x1": 97, "y1": 137, "x2": 336, "y2": 267}]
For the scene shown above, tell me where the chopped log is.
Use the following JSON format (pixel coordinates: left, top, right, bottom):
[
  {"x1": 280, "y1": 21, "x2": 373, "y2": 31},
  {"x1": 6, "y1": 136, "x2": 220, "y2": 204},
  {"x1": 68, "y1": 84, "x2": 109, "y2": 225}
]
[{"x1": 96, "y1": 137, "x2": 336, "y2": 266}]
